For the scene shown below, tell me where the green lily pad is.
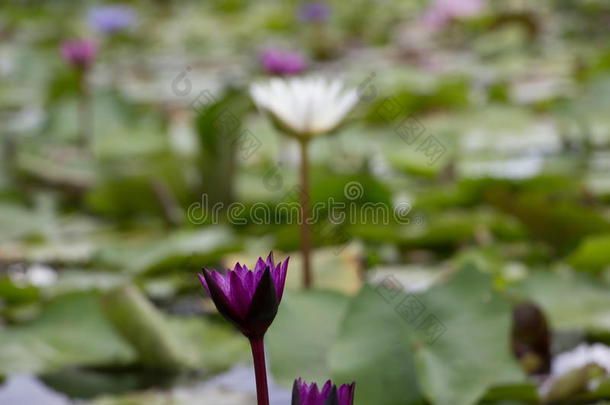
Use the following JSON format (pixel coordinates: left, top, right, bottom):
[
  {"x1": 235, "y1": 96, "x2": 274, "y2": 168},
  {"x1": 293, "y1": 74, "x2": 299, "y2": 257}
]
[
  {"x1": 101, "y1": 285, "x2": 249, "y2": 373},
  {"x1": 511, "y1": 270, "x2": 610, "y2": 332},
  {"x1": 0, "y1": 286, "x2": 249, "y2": 379},
  {"x1": 329, "y1": 264, "x2": 525, "y2": 405},
  {"x1": 266, "y1": 290, "x2": 350, "y2": 387},
  {"x1": 568, "y1": 233, "x2": 610, "y2": 275},
  {"x1": 413, "y1": 265, "x2": 526, "y2": 405},
  {"x1": 0, "y1": 197, "x2": 58, "y2": 244},
  {"x1": 487, "y1": 190, "x2": 610, "y2": 253},
  {"x1": 168, "y1": 317, "x2": 250, "y2": 372},
  {"x1": 97, "y1": 227, "x2": 240, "y2": 275},
  {"x1": 101, "y1": 286, "x2": 186, "y2": 371},
  {"x1": 481, "y1": 382, "x2": 539, "y2": 403},
  {"x1": 0, "y1": 292, "x2": 135, "y2": 378},
  {"x1": 329, "y1": 285, "x2": 423, "y2": 405}
]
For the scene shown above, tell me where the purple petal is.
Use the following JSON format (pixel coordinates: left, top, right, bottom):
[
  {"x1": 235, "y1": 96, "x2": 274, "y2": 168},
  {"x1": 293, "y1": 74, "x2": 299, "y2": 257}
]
[
  {"x1": 276, "y1": 257, "x2": 289, "y2": 302},
  {"x1": 244, "y1": 269, "x2": 256, "y2": 298},
  {"x1": 303, "y1": 382, "x2": 319, "y2": 405},
  {"x1": 210, "y1": 270, "x2": 231, "y2": 297},
  {"x1": 234, "y1": 262, "x2": 248, "y2": 281},
  {"x1": 295, "y1": 379, "x2": 353, "y2": 405},
  {"x1": 320, "y1": 380, "x2": 333, "y2": 398},
  {"x1": 201, "y1": 269, "x2": 243, "y2": 326},
  {"x1": 254, "y1": 257, "x2": 267, "y2": 274},
  {"x1": 197, "y1": 273, "x2": 210, "y2": 296},
  {"x1": 229, "y1": 270, "x2": 250, "y2": 317},
  {"x1": 337, "y1": 383, "x2": 355, "y2": 405},
  {"x1": 198, "y1": 253, "x2": 289, "y2": 339},
  {"x1": 266, "y1": 251, "x2": 275, "y2": 269}
]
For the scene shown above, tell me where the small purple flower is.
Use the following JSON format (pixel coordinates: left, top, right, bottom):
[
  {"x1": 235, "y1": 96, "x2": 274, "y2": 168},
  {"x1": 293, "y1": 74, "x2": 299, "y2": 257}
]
[
  {"x1": 60, "y1": 39, "x2": 97, "y2": 70},
  {"x1": 198, "y1": 252, "x2": 289, "y2": 340},
  {"x1": 298, "y1": 2, "x2": 332, "y2": 23},
  {"x1": 422, "y1": 0, "x2": 485, "y2": 30},
  {"x1": 87, "y1": 5, "x2": 138, "y2": 34},
  {"x1": 260, "y1": 49, "x2": 306, "y2": 76},
  {"x1": 292, "y1": 379, "x2": 355, "y2": 405}
]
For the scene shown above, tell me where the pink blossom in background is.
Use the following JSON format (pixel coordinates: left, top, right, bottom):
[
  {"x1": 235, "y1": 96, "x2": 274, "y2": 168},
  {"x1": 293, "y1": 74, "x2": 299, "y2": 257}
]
[
  {"x1": 422, "y1": 0, "x2": 485, "y2": 30},
  {"x1": 260, "y1": 48, "x2": 306, "y2": 76},
  {"x1": 60, "y1": 39, "x2": 97, "y2": 70}
]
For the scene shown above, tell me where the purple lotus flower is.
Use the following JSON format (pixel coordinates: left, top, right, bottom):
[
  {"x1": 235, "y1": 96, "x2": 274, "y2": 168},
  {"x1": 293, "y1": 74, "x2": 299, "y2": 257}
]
[
  {"x1": 199, "y1": 252, "x2": 288, "y2": 340},
  {"x1": 60, "y1": 39, "x2": 97, "y2": 70},
  {"x1": 260, "y1": 49, "x2": 306, "y2": 76},
  {"x1": 422, "y1": 0, "x2": 485, "y2": 30},
  {"x1": 298, "y1": 2, "x2": 332, "y2": 22},
  {"x1": 292, "y1": 379, "x2": 355, "y2": 405},
  {"x1": 87, "y1": 5, "x2": 138, "y2": 34}
]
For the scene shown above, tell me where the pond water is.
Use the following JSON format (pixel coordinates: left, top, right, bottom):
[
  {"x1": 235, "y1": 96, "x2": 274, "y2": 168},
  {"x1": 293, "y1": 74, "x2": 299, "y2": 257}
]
[
  {"x1": 0, "y1": 375, "x2": 71, "y2": 405},
  {"x1": 0, "y1": 365, "x2": 291, "y2": 405}
]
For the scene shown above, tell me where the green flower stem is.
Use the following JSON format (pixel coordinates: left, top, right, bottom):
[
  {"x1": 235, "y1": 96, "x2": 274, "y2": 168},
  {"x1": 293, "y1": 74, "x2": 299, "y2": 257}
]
[{"x1": 299, "y1": 137, "x2": 313, "y2": 289}]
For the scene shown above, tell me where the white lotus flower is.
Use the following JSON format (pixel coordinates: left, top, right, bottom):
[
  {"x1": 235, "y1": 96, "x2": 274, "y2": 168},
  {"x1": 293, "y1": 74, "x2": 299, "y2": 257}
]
[
  {"x1": 539, "y1": 343, "x2": 610, "y2": 397},
  {"x1": 551, "y1": 343, "x2": 610, "y2": 377},
  {"x1": 250, "y1": 77, "x2": 359, "y2": 138}
]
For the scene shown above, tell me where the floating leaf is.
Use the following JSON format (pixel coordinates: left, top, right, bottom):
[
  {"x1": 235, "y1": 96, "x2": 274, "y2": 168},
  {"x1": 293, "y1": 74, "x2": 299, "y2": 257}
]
[
  {"x1": 510, "y1": 270, "x2": 610, "y2": 333},
  {"x1": 329, "y1": 264, "x2": 525, "y2": 405},
  {"x1": 568, "y1": 233, "x2": 610, "y2": 274},
  {"x1": 0, "y1": 292, "x2": 135, "y2": 378},
  {"x1": 329, "y1": 286, "x2": 423, "y2": 405},
  {"x1": 98, "y1": 227, "x2": 240, "y2": 275},
  {"x1": 266, "y1": 290, "x2": 349, "y2": 387},
  {"x1": 101, "y1": 286, "x2": 186, "y2": 371}
]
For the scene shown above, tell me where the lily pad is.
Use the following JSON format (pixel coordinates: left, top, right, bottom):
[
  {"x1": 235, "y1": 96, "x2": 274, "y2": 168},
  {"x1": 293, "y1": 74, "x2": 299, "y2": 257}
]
[
  {"x1": 168, "y1": 317, "x2": 250, "y2": 372},
  {"x1": 329, "y1": 285, "x2": 423, "y2": 405},
  {"x1": 413, "y1": 265, "x2": 526, "y2": 405},
  {"x1": 510, "y1": 270, "x2": 610, "y2": 333},
  {"x1": 0, "y1": 292, "x2": 135, "y2": 378},
  {"x1": 266, "y1": 290, "x2": 350, "y2": 387},
  {"x1": 0, "y1": 287, "x2": 250, "y2": 379},
  {"x1": 329, "y1": 264, "x2": 525, "y2": 405},
  {"x1": 568, "y1": 233, "x2": 610, "y2": 275},
  {"x1": 97, "y1": 227, "x2": 240, "y2": 275}
]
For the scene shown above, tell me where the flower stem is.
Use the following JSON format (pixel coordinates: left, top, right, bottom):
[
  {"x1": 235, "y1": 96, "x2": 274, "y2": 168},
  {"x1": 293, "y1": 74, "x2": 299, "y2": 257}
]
[
  {"x1": 78, "y1": 69, "x2": 93, "y2": 152},
  {"x1": 249, "y1": 338, "x2": 270, "y2": 405},
  {"x1": 299, "y1": 138, "x2": 312, "y2": 289}
]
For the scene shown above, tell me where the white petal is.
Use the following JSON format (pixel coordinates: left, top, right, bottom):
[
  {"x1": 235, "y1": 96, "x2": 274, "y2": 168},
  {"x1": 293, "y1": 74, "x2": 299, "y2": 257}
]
[{"x1": 249, "y1": 76, "x2": 358, "y2": 137}]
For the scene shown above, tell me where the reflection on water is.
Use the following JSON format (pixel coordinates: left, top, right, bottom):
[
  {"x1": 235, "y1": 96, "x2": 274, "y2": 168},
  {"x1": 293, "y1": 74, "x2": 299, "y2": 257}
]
[
  {"x1": 202, "y1": 364, "x2": 291, "y2": 405},
  {"x1": 40, "y1": 366, "x2": 183, "y2": 399},
  {"x1": 0, "y1": 365, "x2": 291, "y2": 405},
  {"x1": 0, "y1": 375, "x2": 71, "y2": 405},
  {"x1": 460, "y1": 153, "x2": 544, "y2": 179}
]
